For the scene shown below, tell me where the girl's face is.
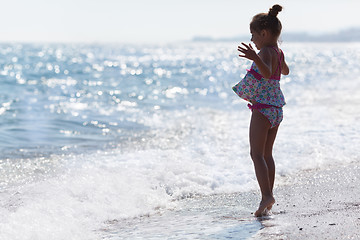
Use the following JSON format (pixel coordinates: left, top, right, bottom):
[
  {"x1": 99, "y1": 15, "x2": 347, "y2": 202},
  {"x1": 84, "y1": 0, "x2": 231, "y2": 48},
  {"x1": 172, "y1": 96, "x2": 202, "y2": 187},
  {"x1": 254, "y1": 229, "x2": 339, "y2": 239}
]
[
  {"x1": 250, "y1": 29, "x2": 265, "y2": 50},
  {"x1": 250, "y1": 28, "x2": 277, "y2": 50}
]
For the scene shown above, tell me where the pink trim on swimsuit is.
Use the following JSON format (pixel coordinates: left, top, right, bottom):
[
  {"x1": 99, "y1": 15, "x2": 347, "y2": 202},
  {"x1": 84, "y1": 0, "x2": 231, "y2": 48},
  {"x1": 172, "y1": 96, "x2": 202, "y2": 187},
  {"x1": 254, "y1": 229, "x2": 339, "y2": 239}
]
[{"x1": 247, "y1": 103, "x2": 276, "y2": 110}]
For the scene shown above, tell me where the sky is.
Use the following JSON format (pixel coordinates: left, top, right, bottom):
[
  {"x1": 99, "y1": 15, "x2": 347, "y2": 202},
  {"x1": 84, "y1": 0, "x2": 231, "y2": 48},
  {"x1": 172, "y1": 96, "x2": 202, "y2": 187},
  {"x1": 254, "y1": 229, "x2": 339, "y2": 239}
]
[{"x1": 0, "y1": 0, "x2": 359, "y2": 43}]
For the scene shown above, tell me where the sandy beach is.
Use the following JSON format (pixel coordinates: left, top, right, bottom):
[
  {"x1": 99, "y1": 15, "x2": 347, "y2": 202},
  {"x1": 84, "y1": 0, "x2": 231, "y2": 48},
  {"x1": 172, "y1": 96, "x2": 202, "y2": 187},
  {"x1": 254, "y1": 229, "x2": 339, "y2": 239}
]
[
  {"x1": 252, "y1": 161, "x2": 360, "y2": 239},
  {"x1": 100, "y1": 160, "x2": 359, "y2": 239}
]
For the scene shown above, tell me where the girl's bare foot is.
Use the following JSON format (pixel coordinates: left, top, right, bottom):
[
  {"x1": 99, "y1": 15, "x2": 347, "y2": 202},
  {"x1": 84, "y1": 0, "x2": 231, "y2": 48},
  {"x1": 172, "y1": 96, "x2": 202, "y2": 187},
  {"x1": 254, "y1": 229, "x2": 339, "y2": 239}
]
[
  {"x1": 266, "y1": 192, "x2": 274, "y2": 210},
  {"x1": 254, "y1": 196, "x2": 275, "y2": 217},
  {"x1": 261, "y1": 208, "x2": 270, "y2": 216}
]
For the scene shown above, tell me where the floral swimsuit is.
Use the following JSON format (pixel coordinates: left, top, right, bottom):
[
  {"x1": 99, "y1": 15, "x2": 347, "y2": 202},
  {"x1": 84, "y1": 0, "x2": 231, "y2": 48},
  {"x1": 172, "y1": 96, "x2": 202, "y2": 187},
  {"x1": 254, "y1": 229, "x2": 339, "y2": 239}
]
[{"x1": 232, "y1": 47, "x2": 285, "y2": 128}]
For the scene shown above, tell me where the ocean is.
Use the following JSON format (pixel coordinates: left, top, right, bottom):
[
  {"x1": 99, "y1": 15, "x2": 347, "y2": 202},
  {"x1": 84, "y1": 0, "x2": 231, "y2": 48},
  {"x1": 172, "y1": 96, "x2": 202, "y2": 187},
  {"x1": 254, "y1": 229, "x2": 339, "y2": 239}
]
[{"x1": 0, "y1": 42, "x2": 359, "y2": 239}]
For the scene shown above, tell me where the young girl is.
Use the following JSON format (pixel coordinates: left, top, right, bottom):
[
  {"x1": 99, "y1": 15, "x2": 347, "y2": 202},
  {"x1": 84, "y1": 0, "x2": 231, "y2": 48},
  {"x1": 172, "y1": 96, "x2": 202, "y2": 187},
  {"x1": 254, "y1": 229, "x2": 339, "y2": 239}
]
[{"x1": 232, "y1": 4, "x2": 289, "y2": 217}]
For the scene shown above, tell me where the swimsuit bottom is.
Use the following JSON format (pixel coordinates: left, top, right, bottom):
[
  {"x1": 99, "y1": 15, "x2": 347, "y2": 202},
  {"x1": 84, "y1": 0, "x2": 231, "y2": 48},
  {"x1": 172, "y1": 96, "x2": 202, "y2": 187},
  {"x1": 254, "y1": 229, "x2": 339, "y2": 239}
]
[{"x1": 248, "y1": 103, "x2": 283, "y2": 128}]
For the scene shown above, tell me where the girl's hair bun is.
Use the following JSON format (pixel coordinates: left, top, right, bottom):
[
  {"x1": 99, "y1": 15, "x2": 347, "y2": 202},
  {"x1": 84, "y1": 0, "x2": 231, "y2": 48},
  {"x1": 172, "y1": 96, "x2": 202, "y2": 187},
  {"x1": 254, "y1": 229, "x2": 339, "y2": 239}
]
[
  {"x1": 250, "y1": 4, "x2": 283, "y2": 36},
  {"x1": 268, "y1": 4, "x2": 282, "y2": 17}
]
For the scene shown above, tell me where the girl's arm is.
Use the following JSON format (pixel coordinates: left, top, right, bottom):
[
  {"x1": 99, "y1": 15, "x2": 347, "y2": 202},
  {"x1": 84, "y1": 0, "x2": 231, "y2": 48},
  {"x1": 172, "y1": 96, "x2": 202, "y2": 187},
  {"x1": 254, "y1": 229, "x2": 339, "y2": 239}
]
[
  {"x1": 255, "y1": 48, "x2": 273, "y2": 79},
  {"x1": 281, "y1": 56, "x2": 290, "y2": 75},
  {"x1": 238, "y1": 43, "x2": 272, "y2": 79}
]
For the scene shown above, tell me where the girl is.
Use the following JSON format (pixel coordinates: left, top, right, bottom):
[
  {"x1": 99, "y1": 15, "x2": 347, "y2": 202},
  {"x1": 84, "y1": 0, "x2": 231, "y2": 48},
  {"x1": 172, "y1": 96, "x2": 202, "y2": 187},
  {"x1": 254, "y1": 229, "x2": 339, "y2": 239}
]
[{"x1": 232, "y1": 4, "x2": 289, "y2": 217}]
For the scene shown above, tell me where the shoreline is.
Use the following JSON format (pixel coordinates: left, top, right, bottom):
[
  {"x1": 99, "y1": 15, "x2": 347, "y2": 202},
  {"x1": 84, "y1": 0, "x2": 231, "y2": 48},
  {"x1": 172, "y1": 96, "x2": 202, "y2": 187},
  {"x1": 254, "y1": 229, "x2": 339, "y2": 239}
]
[
  {"x1": 100, "y1": 161, "x2": 360, "y2": 239},
  {"x1": 252, "y1": 160, "x2": 360, "y2": 239}
]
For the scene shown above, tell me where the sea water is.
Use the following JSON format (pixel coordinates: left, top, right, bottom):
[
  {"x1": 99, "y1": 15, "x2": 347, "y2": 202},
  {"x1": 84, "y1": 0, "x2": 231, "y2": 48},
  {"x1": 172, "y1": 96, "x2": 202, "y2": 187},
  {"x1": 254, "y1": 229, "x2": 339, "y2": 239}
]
[{"x1": 0, "y1": 42, "x2": 359, "y2": 239}]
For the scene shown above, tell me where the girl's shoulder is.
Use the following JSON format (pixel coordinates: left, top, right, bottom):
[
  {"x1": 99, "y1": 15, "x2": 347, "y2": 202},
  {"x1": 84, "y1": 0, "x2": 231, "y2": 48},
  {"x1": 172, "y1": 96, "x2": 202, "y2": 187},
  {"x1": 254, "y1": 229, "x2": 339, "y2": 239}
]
[
  {"x1": 259, "y1": 46, "x2": 273, "y2": 54},
  {"x1": 258, "y1": 47, "x2": 279, "y2": 63},
  {"x1": 259, "y1": 46, "x2": 278, "y2": 56},
  {"x1": 260, "y1": 46, "x2": 284, "y2": 59},
  {"x1": 262, "y1": 46, "x2": 282, "y2": 54}
]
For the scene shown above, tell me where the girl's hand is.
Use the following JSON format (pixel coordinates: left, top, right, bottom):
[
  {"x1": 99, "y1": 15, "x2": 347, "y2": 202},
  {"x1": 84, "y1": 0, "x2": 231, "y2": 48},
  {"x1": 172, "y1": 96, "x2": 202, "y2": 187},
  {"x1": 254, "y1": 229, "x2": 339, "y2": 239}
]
[{"x1": 238, "y1": 43, "x2": 258, "y2": 61}]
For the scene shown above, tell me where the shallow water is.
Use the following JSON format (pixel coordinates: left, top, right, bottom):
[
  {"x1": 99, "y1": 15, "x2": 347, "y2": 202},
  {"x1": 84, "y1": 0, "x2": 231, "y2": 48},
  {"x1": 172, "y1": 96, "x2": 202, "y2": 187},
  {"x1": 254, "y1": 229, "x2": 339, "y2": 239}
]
[
  {"x1": 0, "y1": 42, "x2": 359, "y2": 239},
  {"x1": 100, "y1": 192, "x2": 265, "y2": 240}
]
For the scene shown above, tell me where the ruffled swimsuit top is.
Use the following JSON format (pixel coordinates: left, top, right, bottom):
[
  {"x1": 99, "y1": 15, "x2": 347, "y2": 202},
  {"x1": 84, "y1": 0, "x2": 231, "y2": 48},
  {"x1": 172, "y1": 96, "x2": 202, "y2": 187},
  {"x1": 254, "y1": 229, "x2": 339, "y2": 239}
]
[{"x1": 232, "y1": 47, "x2": 286, "y2": 108}]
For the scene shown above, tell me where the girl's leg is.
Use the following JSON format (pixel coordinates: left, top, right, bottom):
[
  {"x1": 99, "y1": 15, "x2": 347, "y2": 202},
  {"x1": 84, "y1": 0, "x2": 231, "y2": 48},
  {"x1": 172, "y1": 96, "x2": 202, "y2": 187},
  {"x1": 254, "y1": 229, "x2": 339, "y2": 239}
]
[
  {"x1": 264, "y1": 124, "x2": 279, "y2": 193},
  {"x1": 249, "y1": 110, "x2": 275, "y2": 216},
  {"x1": 263, "y1": 124, "x2": 279, "y2": 211}
]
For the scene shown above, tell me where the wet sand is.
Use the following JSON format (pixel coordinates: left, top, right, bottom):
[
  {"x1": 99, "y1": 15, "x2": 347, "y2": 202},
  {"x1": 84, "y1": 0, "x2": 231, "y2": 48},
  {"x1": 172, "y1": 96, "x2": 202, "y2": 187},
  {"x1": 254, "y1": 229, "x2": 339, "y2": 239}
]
[
  {"x1": 100, "y1": 161, "x2": 359, "y2": 239},
  {"x1": 252, "y1": 161, "x2": 360, "y2": 239},
  {"x1": 100, "y1": 191, "x2": 263, "y2": 239}
]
